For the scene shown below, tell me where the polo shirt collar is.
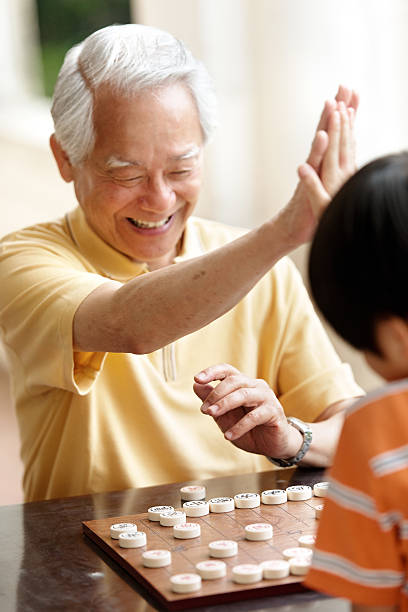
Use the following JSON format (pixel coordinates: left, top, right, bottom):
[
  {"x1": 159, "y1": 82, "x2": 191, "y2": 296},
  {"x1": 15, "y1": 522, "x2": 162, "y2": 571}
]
[{"x1": 66, "y1": 206, "x2": 204, "y2": 282}]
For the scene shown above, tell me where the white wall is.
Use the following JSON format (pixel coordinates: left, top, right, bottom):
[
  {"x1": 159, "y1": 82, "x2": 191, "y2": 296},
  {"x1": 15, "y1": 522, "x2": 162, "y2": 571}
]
[
  {"x1": 135, "y1": 0, "x2": 408, "y2": 391},
  {"x1": 135, "y1": 0, "x2": 408, "y2": 228}
]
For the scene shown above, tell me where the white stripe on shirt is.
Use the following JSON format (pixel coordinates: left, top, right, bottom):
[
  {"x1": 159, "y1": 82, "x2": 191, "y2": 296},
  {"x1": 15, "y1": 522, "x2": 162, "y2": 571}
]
[
  {"x1": 328, "y1": 477, "x2": 377, "y2": 518},
  {"x1": 370, "y1": 444, "x2": 408, "y2": 477},
  {"x1": 329, "y1": 478, "x2": 405, "y2": 532},
  {"x1": 312, "y1": 549, "x2": 404, "y2": 588}
]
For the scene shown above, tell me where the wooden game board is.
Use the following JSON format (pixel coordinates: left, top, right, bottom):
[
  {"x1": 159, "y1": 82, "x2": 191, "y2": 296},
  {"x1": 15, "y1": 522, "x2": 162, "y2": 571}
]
[{"x1": 83, "y1": 497, "x2": 322, "y2": 610}]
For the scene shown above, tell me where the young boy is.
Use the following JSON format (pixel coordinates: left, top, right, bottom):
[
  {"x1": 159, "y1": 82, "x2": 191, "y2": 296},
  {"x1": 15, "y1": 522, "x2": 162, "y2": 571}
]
[{"x1": 301, "y1": 151, "x2": 408, "y2": 612}]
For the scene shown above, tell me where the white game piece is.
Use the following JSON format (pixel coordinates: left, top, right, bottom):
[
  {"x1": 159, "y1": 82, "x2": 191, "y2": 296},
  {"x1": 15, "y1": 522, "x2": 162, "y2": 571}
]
[
  {"x1": 261, "y1": 559, "x2": 290, "y2": 579},
  {"x1": 209, "y1": 497, "x2": 234, "y2": 513},
  {"x1": 313, "y1": 481, "x2": 329, "y2": 498},
  {"x1": 195, "y1": 560, "x2": 227, "y2": 580},
  {"x1": 234, "y1": 493, "x2": 260, "y2": 508},
  {"x1": 244, "y1": 523, "x2": 273, "y2": 541},
  {"x1": 261, "y1": 489, "x2": 287, "y2": 505},
  {"x1": 159, "y1": 510, "x2": 186, "y2": 526},
  {"x1": 147, "y1": 505, "x2": 174, "y2": 521},
  {"x1": 209, "y1": 540, "x2": 238, "y2": 558},
  {"x1": 142, "y1": 549, "x2": 171, "y2": 568},
  {"x1": 232, "y1": 564, "x2": 263, "y2": 584},
  {"x1": 110, "y1": 522, "x2": 137, "y2": 539},
  {"x1": 170, "y1": 573, "x2": 201, "y2": 593},
  {"x1": 173, "y1": 522, "x2": 201, "y2": 539},
  {"x1": 183, "y1": 500, "x2": 210, "y2": 517},
  {"x1": 298, "y1": 534, "x2": 316, "y2": 549},
  {"x1": 282, "y1": 546, "x2": 313, "y2": 561},
  {"x1": 118, "y1": 531, "x2": 147, "y2": 548},
  {"x1": 286, "y1": 485, "x2": 312, "y2": 501},
  {"x1": 315, "y1": 503, "x2": 324, "y2": 519},
  {"x1": 289, "y1": 555, "x2": 312, "y2": 576},
  {"x1": 179, "y1": 485, "x2": 206, "y2": 501}
]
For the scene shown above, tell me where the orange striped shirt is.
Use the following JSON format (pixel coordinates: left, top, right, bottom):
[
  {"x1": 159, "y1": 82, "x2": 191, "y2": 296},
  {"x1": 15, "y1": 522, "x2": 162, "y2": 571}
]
[{"x1": 305, "y1": 380, "x2": 408, "y2": 609}]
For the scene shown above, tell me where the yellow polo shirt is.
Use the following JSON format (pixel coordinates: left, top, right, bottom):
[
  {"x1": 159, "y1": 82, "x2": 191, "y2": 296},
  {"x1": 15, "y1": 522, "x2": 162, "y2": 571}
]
[{"x1": 0, "y1": 207, "x2": 362, "y2": 501}]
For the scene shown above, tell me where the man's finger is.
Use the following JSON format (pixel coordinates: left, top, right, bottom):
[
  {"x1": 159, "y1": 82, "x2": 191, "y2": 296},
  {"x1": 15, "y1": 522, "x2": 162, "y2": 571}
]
[
  {"x1": 350, "y1": 89, "x2": 360, "y2": 112},
  {"x1": 316, "y1": 99, "x2": 336, "y2": 132},
  {"x1": 297, "y1": 163, "x2": 330, "y2": 216},
  {"x1": 306, "y1": 130, "x2": 329, "y2": 171},
  {"x1": 335, "y1": 84, "x2": 351, "y2": 106},
  {"x1": 193, "y1": 382, "x2": 214, "y2": 403},
  {"x1": 194, "y1": 363, "x2": 239, "y2": 384}
]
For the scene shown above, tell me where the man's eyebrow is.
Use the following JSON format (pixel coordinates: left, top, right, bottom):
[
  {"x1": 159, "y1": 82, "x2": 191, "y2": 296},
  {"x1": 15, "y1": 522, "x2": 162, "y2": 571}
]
[
  {"x1": 171, "y1": 146, "x2": 201, "y2": 161},
  {"x1": 105, "y1": 146, "x2": 201, "y2": 169},
  {"x1": 105, "y1": 156, "x2": 141, "y2": 168}
]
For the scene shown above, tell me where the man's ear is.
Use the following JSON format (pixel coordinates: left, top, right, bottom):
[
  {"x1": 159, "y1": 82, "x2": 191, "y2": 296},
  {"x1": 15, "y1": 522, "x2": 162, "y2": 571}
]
[{"x1": 49, "y1": 134, "x2": 74, "y2": 183}]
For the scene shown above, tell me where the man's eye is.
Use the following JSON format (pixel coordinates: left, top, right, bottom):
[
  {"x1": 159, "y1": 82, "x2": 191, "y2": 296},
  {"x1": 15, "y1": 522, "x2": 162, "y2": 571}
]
[
  {"x1": 171, "y1": 170, "x2": 190, "y2": 176},
  {"x1": 116, "y1": 175, "x2": 144, "y2": 182}
]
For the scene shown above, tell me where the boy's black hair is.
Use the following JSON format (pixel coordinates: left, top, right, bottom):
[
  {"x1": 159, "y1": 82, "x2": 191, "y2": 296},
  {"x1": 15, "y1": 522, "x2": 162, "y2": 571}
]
[{"x1": 308, "y1": 151, "x2": 408, "y2": 355}]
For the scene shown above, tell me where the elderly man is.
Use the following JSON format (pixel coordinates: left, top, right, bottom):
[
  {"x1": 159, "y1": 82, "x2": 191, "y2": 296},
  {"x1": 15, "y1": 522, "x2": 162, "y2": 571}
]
[{"x1": 0, "y1": 24, "x2": 362, "y2": 502}]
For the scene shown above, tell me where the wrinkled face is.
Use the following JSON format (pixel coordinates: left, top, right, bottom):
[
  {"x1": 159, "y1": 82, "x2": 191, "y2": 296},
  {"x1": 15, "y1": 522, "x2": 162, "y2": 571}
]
[{"x1": 70, "y1": 83, "x2": 204, "y2": 270}]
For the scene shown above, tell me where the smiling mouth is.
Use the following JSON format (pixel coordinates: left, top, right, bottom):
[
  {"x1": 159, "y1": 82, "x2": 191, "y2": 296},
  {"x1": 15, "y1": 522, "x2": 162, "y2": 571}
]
[{"x1": 127, "y1": 216, "x2": 172, "y2": 229}]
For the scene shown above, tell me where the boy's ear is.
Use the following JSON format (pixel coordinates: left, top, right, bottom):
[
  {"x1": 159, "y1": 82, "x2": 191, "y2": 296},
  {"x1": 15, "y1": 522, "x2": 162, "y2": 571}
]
[
  {"x1": 376, "y1": 316, "x2": 408, "y2": 362},
  {"x1": 49, "y1": 134, "x2": 74, "y2": 183}
]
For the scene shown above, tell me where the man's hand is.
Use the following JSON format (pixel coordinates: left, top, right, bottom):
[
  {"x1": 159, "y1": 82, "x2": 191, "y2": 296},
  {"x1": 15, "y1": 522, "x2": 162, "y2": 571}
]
[
  {"x1": 276, "y1": 85, "x2": 359, "y2": 249},
  {"x1": 194, "y1": 364, "x2": 302, "y2": 458},
  {"x1": 297, "y1": 99, "x2": 356, "y2": 216}
]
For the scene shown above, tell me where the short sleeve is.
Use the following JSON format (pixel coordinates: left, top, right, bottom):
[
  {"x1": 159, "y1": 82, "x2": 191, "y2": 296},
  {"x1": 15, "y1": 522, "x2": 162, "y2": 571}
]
[
  {"x1": 305, "y1": 402, "x2": 406, "y2": 606},
  {"x1": 0, "y1": 237, "x2": 115, "y2": 395}
]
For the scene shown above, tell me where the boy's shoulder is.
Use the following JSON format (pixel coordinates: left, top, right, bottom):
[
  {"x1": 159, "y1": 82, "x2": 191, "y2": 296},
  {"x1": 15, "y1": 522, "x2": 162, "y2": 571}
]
[{"x1": 347, "y1": 378, "x2": 408, "y2": 419}]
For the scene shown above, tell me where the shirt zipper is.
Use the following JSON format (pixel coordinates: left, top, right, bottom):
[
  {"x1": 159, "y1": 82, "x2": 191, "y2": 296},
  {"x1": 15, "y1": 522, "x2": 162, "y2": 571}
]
[{"x1": 162, "y1": 343, "x2": 177, "y2": 381}]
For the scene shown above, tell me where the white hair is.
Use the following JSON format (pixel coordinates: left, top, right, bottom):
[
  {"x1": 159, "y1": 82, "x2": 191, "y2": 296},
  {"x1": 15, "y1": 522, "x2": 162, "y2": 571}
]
[{"x1": 51, "y1": 24, "x2": 218, "y2": 166}]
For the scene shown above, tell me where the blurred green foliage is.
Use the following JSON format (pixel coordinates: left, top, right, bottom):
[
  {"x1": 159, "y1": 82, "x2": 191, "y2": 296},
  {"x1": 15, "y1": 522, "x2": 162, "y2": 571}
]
[{"x1": 36, "y1": 0, "x2": 131, "y2": 97}]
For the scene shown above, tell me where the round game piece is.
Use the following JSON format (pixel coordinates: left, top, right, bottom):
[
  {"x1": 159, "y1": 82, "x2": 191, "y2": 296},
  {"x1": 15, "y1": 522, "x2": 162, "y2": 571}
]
[
  {"x1": 159, "y1": 510, "x2": 186, "y2": 526},
  {"x1": 170, "y1": 573, "x2": 202, "y2": 593},
  {"x1": 110, "y1": 522, "x2": 137, "y2": 539},
  {"x1": 209, "y1": 497, "x2": 234, "y2": 513},
  {"x1": 286, "y1": 485, "x2": 312, "y2": 501},
  {"x1": 209, "y1": 540, "x2": 238, "y2": 558},
  {"x1": 195, "y1": 560, "x2": 227, "y2": 580},
  {"x1": 261, "y1": 559, "x2": 290, "y2": 579},
  {"x1": 232, "y1": 564, "x2": 263, "y2": 584},
  {"x1": 298, "y1": 534, "x2": 316, "y2": 549},
  {"x1": 234, "y1": 493, "x2": 260, "y2": 508},
  {"x1": 313, "y1": 481, "x2": 329, "y2": 498},
  {"x1": 315, "y1": 503, "x2": 324, "y2": 519},
  {"x1": 118, "y1": 531, "x2": 146, "y2": 548},
  {"x1": 142, "y1": 549, "x2": 171, "y2": 568},
  {"x1": 282, "y1": 546, "x2": 313, "y2": 561},
  {"x1": 244, "y1": 523, "x2": 273, "y2": 541},
  {"x1": 183, "y1": 500, "x2": 210, "y2": 517},
  {"x1": 173, "y1": 522, "x2": 201, "y2": 539},
  {"x1": 289, "y1": 555, "x2": 312, "y2": 576},
  {"x1": 261, "y1": 489, "x2": 287, "y2": 505},
  {"x1": 147, "y1": 505, "x2": 174, "y2": 521},
  {"x1": 179, "y1": 485, "x2": 206, "y2": 501}
]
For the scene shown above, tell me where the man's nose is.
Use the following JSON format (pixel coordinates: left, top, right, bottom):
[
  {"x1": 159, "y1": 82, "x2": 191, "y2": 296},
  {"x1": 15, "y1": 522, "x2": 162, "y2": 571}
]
[{"x1": 138, "y1": 176, "x2": 176, "y2": 213}]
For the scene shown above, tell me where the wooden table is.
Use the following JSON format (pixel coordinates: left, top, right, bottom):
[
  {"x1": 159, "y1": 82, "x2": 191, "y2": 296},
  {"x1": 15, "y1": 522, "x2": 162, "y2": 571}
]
[{"x1": 0, "y1": 467, "x2": 347, "y2": 611}]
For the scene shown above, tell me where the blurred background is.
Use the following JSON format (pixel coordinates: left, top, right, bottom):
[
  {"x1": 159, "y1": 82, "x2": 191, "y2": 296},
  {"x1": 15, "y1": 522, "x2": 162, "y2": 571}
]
[{"x1": 1, "y1": 0, "x2": 407, "y2": 504}]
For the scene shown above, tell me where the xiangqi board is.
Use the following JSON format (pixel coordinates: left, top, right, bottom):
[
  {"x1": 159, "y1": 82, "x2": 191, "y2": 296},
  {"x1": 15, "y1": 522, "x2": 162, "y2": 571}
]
[{"x1": 82, "y1": 490, "x2": 324, "y2": 610}]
